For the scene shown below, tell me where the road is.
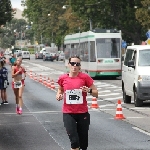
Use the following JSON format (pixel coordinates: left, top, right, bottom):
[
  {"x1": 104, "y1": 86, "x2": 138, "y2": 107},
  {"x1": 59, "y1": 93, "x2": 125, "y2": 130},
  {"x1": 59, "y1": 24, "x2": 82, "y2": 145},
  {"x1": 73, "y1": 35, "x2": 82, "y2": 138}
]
[{"x1": 2, "y1": 54, "x2": 150, "y2": 150}]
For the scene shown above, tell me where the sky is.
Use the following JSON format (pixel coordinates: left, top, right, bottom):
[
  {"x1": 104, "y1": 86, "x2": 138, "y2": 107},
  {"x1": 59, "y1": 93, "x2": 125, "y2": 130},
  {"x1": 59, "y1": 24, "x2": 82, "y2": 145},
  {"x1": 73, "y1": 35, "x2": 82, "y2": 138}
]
[{"x1": 11, "y1": 0, "x2": 24, "y2": 10}]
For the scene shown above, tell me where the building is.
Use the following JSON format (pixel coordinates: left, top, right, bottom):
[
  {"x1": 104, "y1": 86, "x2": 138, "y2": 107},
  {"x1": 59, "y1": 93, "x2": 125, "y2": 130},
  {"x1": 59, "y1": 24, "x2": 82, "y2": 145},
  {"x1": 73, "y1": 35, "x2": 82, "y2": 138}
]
[{"x1": 13, "y1": 8, "x2": 26, "y2": 20}]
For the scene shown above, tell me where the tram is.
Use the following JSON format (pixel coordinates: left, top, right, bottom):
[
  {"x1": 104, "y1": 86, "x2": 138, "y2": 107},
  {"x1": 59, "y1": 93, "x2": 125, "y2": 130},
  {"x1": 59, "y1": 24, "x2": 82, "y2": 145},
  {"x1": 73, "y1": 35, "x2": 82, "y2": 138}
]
[{"x1": 64, "y1": 29, "x2": 122, "y2": 77}]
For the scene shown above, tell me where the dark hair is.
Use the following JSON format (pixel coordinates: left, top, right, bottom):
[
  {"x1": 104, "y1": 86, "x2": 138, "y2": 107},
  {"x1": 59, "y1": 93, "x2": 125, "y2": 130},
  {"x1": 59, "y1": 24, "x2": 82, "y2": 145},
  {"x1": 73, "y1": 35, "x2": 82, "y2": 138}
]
[
  {"x1": 69, "y1": 55, "x2": 81, "y2": 62},
  {"x1": 0, "y1": 60, "x2": 4, "y2": 67}
]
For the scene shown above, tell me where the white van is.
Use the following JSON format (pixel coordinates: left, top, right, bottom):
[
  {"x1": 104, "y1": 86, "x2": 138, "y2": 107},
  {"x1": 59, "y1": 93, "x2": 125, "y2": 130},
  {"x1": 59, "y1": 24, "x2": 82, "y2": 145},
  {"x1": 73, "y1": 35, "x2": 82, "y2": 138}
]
[
  {"x1": 22, "y1": 51, "x2": 30, "y2": 60},
  {"x1": 122, "y1": 45, "x2": 150, "y2": 107}
]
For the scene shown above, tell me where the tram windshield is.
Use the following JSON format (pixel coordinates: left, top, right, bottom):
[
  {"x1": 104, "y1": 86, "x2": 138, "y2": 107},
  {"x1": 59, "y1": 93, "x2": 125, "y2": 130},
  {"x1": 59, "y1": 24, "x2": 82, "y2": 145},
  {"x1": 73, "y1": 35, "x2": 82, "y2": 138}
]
[{"x1": 96, "y1": 38, "x2": 120, "y2": 58}]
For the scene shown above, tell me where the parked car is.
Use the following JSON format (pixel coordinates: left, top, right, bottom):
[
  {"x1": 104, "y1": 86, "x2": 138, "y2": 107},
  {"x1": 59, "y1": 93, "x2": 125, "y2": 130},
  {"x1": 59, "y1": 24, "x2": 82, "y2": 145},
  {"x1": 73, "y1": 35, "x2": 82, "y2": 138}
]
[
  {"x1": 35, "y1": 51, "x2": 43, "y2": 59},
  {"x1": 21, "y1": 51, "x2": 30, "y2": 60},
  {"x1": 16, "y1": 50, "x2": 22, "y2": 57},
  {"x1": 58, "y1": 52, "x2": 65, "y2": 61},
  {"x1": 4, "y1": 51, "x2": 10, "y2": 55},
  {"x1": 122, "y1": 45, "x2": 150, "y2": 107},
  {"x1": 43, "y1": 52, "x2": 57, "y2": 61}
]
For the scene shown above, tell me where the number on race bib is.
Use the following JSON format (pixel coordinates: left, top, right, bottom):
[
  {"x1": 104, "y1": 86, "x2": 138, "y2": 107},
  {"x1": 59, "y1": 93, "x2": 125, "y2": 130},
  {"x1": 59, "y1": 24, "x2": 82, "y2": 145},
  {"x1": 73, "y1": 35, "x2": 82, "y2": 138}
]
[
  {"x1": 66, "y1": 89, "x2": 83, "y2": 104},
  {"x1": 14, "y1": 81, "x2": 22, "y2": 88}
]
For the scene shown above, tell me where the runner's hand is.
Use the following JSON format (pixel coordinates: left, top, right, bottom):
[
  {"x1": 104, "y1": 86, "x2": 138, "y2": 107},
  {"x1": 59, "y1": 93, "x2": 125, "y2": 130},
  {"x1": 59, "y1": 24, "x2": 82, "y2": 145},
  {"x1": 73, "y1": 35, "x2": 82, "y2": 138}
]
[
  {"x1": 56, "y1": 94, "x2": 63, "y2": 101},
  {"x1": 80, "y1": 86, "x2": 89, "y2": 93}
]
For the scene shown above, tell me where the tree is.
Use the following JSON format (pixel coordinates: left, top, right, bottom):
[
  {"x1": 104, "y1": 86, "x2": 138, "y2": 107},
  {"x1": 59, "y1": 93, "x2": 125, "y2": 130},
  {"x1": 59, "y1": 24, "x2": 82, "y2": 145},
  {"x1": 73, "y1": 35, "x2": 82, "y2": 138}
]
[
  {"x1": 135, "y1": 0, "x2": 150, "y2": 30},
  {"x1": 70, "y1": 0, "x2": 145, "y2": 44},
  {"x1": 0, "y1": 0, "x2": 13, "y2": 26}
]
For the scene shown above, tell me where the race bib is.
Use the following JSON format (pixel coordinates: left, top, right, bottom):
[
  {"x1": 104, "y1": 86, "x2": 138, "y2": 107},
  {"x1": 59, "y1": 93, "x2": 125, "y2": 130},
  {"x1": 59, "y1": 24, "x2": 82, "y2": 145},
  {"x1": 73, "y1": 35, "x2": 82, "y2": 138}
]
[
  {"x1": 66, "y1": 89, "x2": 83, "y2": 104},
  {"x1": 14, "y1": 81, "x2": 22, "y2": 88}
]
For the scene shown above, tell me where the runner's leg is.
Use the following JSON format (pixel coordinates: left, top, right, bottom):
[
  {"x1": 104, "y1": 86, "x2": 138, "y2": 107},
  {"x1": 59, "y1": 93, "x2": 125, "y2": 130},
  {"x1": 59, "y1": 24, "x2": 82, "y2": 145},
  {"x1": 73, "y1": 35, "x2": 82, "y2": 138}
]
[
  {"x1": 14, "y1": 88, "x2": 19, "y2": 113},
  {"x1": 77, "y1": 112, "x2": 90, "y2": 150},
  {"x1": 18, "y1": 85, "x2": 24, "y2": 114},
  {"x1": 63, "y1": 113, "x2": 80, "y2": 150}
]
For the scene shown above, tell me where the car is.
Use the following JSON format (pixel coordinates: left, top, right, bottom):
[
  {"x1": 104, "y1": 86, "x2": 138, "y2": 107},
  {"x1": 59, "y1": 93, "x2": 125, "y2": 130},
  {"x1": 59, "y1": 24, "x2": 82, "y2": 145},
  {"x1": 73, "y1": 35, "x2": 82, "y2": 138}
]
[
  {"x1": 21, "y1": 51, "x2": 30, "y2": 60},
  {"x1": 58, "y1": 52, "x2": 65, "y2": 61},
  {"x1": 43, "y1": 52, "x2": 57, "y2": 61},
  {"x1": 16, "y1": 50, "x2": 22, "y2": 57},
  {"x1": 4, "y1": 51, "x2": 10, "y2": 55},
  {"x1": 35, "y1": 51, "x2": 43, "y2": 59},
  {"x1": 122, "y1": 45, "x2": 150, "y2": 107}
]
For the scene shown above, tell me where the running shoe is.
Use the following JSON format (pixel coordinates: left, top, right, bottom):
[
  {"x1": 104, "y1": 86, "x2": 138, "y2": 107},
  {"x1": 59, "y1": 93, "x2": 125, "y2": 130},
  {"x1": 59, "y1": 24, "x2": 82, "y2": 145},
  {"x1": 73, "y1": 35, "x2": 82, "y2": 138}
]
[
  {"x1": 4, "y1": 101, "x2": 9, "y2": 104},
  {"x1": 18, "y1": 109, "x2": 22, "y2": 115},
  {"x1": 16, "y1": 107, "x2": 19, "y2": 114},
  {"x1": 1, "y1": 102, "x2": 5, "y2": 105}
]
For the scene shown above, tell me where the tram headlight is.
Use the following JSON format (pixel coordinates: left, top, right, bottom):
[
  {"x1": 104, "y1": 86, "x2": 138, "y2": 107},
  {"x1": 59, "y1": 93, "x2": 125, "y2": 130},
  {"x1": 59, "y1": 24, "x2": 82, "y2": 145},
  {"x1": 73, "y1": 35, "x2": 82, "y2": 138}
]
[{"x1": 98, "y1": 59, "x2": 103, "y2": 63}]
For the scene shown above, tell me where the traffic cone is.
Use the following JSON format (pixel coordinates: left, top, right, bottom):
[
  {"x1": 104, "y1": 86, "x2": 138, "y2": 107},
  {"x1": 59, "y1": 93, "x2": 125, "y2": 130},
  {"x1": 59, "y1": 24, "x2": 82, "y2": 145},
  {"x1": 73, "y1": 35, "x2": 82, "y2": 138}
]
[
  {"x1": 34, "y1": 73, "x2": 37, "y2": 81},
  {"x1": 42, "y1": 76, "x2": 47, "y2": 86},
  {"x1": 44, "y1": 77, "x2": 48, "y2": 86},
  {"x1": 39, "y1": 75, "x2": 42, "y2": 83},
  {"x1": 90, "y1": 97, "x2": 99, "y2": 109},
  {"x1": 51, "y1": 79, "x2": 55, "y2": 89},
  {"x1": 47, "y1": 77, "x2": 51, "y2": 88},
  {"x1": 29, "y1": 71, "x2": 33, "y2": 79},
  {"x1": 114, "y1": 100, "x2": 125, "y2": 119}
]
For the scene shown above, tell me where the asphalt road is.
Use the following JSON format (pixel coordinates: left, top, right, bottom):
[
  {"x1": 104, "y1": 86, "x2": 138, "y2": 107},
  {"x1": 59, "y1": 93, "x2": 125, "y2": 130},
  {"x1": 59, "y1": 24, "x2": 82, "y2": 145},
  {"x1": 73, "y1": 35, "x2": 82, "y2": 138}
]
[{"x1": 2, "y1": 54, "x2": 150, "y2": 150}]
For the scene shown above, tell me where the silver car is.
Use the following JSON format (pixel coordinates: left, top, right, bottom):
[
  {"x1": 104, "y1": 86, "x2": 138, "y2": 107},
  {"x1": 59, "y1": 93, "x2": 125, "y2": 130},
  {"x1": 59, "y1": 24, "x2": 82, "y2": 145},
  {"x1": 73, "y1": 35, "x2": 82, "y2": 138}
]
[{"x1": 58, "y1": 52, "x2": 65, "y2": 61}]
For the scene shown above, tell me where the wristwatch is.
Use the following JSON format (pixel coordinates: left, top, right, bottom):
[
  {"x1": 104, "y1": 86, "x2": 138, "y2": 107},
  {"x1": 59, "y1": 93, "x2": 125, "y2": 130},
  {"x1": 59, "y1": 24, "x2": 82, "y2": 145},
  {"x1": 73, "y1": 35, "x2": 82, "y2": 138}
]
[{"x1": 88, "y1": 88, "x2": 92, "y2": 93}]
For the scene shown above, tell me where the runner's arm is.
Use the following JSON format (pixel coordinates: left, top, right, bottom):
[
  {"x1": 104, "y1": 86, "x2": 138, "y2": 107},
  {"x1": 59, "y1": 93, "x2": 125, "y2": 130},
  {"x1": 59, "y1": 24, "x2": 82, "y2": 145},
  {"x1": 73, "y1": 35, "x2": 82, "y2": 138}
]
[
  {"x1": 11, "y1": 66, "x2": 19, "y2": 78},
  {"x1": 89, "y1": 84, "x2": 98, "y2": 98},
  {"x1": 56, "y1": 86, "x2": 64, "y2": 101}
]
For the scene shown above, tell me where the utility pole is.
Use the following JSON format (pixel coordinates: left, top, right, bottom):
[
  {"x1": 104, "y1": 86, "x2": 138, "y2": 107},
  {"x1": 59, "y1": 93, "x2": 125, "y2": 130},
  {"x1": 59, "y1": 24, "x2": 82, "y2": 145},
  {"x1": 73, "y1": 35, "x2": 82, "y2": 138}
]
[{"x1": 89, "y1": 18, "x2": 93, "y2": 30}]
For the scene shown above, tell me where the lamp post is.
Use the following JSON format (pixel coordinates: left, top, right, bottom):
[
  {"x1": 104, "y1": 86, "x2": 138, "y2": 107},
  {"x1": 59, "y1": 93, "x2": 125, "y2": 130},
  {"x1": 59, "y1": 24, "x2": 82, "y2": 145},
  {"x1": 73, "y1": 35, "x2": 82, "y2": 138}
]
[{"x1": 48, "y1": 13, "x2": 54, "y2": 46}]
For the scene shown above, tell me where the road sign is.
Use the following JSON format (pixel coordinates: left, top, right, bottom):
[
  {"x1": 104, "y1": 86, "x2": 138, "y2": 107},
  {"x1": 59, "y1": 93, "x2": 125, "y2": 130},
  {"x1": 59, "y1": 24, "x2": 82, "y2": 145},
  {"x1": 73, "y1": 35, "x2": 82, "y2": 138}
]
[
  {"x1": 146, "y1": 31, "x2": 150, "y2": 38},
  {"x1": 122, "y1": 41, "x2": 127, "y2": 48}
]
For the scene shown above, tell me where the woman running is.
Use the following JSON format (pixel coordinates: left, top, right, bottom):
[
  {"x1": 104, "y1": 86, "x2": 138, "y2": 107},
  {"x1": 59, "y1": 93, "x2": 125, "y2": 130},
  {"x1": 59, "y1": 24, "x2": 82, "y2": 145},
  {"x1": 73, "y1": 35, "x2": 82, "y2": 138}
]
[
  {"x1": 11, "y1": 57, "x2": 26, "y2": 114},
  {"x1": 0, "y1": 58, "x2": 9, "y2": 105},
  {"x1": 56, "y1": 56, "x2": 98, "y2": 150}
]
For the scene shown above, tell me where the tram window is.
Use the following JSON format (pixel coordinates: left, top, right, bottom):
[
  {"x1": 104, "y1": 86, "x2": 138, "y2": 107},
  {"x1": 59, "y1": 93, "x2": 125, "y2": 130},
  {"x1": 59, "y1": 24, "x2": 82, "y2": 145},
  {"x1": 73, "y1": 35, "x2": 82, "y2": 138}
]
[
  {"x1": 83, "y1": 42, "x2": 89, "y2": 62},
  {"x1": 90, "y1": 41, "x2": 96, "y2": 62},
  {"x1": 96, "y1": 38, "x2": 120, "y2": 58}
]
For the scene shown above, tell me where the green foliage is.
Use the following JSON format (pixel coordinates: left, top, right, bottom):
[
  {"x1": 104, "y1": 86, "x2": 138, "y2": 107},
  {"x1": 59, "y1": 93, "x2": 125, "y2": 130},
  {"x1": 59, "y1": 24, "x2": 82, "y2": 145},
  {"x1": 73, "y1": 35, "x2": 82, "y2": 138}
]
[
  {"x1": 0, "y1": 18, "x2": 34, "y2": 48},
  {"x1": 135, "y1": 0, "x2": 150, "y2": 30},
  {"x1": 0, "y1": 0, "x2": 13, "y2": 26},
  {"x1": 22, "y1": 0, "x2": 149, "y2": 45}
]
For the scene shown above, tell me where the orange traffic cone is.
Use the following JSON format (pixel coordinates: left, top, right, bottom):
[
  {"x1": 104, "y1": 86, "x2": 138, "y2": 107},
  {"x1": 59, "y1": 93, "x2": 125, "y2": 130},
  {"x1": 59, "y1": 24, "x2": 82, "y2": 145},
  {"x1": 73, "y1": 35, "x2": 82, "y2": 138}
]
[
  {"x1": 114, "y1": 100, "x2": 125, "y2": 119},
  {"x1": 47, "y1": 77, "x2": 51, "y2": 88},
  {"x1": 90, "y1": 97, "x2": 99, "y2": 109},
  {"x1": 39, "y1": 75, "x2": 42, "y2": 83},
  {"x1": 34, "y1": 73, "x2": 37, "y2": 81},
  {"x1": 42, "y1": 76, "x2": 47, "y2": 86},
  {"x1": 44, "y1": 77, "x2": 48, "y2": 86},
  {"x1": 29, "y1": 71, "x2": 33, "y2": 79},
  {"x1": 51, "y1": 79, "x2": 55, "y2": 89}
]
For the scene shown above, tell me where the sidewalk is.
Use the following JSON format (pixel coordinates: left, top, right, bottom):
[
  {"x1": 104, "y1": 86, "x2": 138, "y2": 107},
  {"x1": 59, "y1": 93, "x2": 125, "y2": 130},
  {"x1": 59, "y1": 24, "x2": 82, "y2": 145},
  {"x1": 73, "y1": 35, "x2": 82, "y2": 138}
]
[{"x1": 0, "y1": 64, "x2": 63, "y2": 150}]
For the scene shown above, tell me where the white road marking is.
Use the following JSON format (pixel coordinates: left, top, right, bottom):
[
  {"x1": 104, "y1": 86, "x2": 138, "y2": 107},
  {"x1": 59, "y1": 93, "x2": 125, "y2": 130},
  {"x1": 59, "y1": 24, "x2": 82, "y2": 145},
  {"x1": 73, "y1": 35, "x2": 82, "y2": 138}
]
[
  {"x1": 103, "y1": 96, "x2": 123, "y2": 100},
  {"x1": 132, "y1": 127, "x2": 150, "y2": 136},
  {"x1": 100, "y1": 104, "x2": 116, "y2": 108},
  {"x1": 99, "y1": 90, "x2": 111, "y2": 93},
  {"x1": 97, "y1": 84, "x2": 111, "y2": 87},
  {"x1": 127, "y1": 117, "x2": 144, "y2": 119},
  {"x1": 99, "y1": 93, "x2": 120, "y2": 97},
  {"x1": 113, "y1": 89, "x2": 122, "y2": 91}
]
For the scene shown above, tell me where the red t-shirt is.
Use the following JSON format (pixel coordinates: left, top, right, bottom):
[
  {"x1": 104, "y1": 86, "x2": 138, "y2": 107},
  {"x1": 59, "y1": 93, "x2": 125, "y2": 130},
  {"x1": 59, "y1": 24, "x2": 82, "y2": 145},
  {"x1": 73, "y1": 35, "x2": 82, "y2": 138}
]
[{"x1": 57, "y1": 72, "x2": 93, "y2": 113}]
